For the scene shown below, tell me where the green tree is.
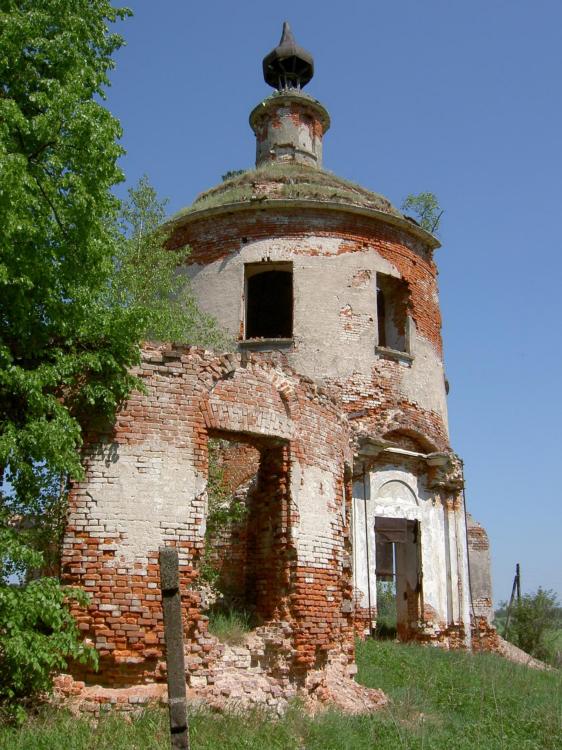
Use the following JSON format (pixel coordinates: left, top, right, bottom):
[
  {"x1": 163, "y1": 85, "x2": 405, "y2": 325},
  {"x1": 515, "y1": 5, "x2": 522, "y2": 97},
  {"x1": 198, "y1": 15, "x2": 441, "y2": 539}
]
[
  {"x1": 0, "y1": 0, "x2": 134, "y2": 719},
  {"x1": 0, "y1": 0, "x2": 139, "y2": 514},
  {"x1": 113, "y1": 176, "x2": 230, "y2": 349},
  {"x1": 401, "y1": 192, "x2": 443, "y2": 234},
  {"x1": 503, "y1": 588, "x2": 561, "y2": 664},
  {"x1": 0, "y1": 2, "x2": 231, "y2": 717},
  {"x1": 0, "y1": 523, "x2": 97, "y2": 722},
  {"x1": 0, "y1": 0, "x2": 229, "y2": 719}
]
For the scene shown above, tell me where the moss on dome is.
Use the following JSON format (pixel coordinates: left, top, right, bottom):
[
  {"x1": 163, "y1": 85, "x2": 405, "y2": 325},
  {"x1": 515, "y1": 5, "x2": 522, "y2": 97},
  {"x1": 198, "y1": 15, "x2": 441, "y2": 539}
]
[{"x1": 170, "y1": 162, "x2": 404, "y2": 221}]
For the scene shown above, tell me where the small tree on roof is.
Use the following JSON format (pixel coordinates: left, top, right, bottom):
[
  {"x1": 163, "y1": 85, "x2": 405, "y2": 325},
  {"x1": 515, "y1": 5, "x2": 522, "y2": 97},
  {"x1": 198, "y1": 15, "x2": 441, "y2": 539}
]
[{"x1": 401, "y1": 192, "x2": 443, "y2": 235}]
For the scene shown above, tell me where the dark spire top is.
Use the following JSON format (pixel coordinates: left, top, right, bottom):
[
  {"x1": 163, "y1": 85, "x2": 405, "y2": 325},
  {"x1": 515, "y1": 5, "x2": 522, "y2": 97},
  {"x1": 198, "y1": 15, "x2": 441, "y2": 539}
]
[{"x1": 262, "y1": 22, "x2": 314, "y2": 90}]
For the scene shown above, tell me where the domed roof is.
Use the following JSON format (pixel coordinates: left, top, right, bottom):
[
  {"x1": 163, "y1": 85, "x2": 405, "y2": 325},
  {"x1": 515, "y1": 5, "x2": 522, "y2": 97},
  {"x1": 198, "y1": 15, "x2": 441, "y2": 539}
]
[
  {"x1": 262, "y1": 21, "x2": 314, "y2": 90},
  {"x1": 171, "y1": 161, "x2": 404, "y2": 221},
  {"x1": 167, "y1": 26, "x2": 439, "y2": 248}
]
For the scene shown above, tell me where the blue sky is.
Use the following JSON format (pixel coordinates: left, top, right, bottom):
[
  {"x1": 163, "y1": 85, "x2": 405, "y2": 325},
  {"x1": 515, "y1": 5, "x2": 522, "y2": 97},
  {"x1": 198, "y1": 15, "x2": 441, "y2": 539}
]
[{"x1": 106, "y1": 1, "x2": 562, "y2": 604}]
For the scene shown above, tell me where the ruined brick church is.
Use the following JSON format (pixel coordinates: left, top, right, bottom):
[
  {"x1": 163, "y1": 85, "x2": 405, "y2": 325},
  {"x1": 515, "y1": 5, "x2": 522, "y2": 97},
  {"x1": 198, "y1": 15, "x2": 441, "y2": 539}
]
[{"x1": 59, "y1": 24, "x2": 494, "y2": 712}]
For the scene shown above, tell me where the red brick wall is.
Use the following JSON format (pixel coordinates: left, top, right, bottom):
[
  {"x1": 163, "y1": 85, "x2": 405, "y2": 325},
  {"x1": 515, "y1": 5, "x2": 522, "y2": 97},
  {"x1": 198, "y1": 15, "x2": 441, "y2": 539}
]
[{"x1": 62, "y1": 345, "x2": 354, "y2": 688}]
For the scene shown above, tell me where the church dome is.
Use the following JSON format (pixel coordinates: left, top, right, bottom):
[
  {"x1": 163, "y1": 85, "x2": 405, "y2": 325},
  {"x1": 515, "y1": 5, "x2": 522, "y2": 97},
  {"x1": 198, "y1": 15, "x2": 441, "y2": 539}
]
[{"x1": 173, "y1": 161, "x2": 403, "y2": 222}]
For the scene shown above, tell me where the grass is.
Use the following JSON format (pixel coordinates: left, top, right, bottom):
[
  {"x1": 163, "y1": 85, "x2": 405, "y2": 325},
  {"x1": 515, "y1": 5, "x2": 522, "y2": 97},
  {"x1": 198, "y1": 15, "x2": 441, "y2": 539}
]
[
  {"x1": 206, "y1": 607, "x2": 252, "y2": 645},
  {"x1": 1, "y1": 641, "x2": 561, "y2": 749},
  {"x1": 170, "y1": 161, "x2": 402, "y2": 220}
]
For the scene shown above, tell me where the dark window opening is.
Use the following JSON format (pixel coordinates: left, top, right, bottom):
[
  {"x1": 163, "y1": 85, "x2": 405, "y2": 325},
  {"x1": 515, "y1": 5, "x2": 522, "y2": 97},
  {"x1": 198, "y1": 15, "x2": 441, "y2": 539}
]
[
  {"x1": 245, "y1": 267, "x2": 293, "y2": 339},
  {"x1": 376, "y1": 273, "x2": 409, "y2": 352},
  {"x1": 376, "y1": 287, "x2": 387, "y2": 348}
]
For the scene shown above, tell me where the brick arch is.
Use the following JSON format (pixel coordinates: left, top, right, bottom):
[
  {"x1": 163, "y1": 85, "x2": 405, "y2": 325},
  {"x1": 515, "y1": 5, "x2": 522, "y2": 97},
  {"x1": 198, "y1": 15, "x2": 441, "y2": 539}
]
[
  {"x1": 245, "y1": 361, "x2": 300, "y2": 416},
  {"x1": 201, "y1": 364, "x2": 297, "y2": 440}
]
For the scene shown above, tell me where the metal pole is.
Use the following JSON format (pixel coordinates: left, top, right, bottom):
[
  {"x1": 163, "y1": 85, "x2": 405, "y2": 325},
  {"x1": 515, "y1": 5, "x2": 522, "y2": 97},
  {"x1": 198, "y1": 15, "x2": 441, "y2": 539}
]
[
  {"x1": 159, "y1": 547, "x2": 190, "y2": 750},
  {"x1": 516, "y1": 563, "x2": 521, "y2": 605}
]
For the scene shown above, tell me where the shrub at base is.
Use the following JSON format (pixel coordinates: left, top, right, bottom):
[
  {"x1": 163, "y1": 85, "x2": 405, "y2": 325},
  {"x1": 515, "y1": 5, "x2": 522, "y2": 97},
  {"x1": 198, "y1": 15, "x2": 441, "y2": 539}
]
[
  {"x1": 0, "y1": 529, "x2": 97, "y2": 722},
  {"x1": 506, "y1": 588, "x2": 561, "y2": 665},
  {"x1": 0, "y1": 578, "x2": 97, "y2": 722}
]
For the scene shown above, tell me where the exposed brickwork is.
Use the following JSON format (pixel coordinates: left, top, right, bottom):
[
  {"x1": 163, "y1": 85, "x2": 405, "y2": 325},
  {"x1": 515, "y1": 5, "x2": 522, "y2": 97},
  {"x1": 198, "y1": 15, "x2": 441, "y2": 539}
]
[
  {"x1": 471, "y1": 617, "x2": 501, "y2": 652},
  {"x1": 218, "y1": 441, "x2": 260, "y2": 493},
  {"x1": 169, "y1": 208, "x2": 442, "y2": 355},
  {"x1": 467, "y1": 523, "x2": 489, "y2": 551},
  {"x1": 61, "y1": 344, "x2": 365, "y2": 708},
  {"x1": 466, "y1": 514, "x2": 494, "y2": 624},
  {"x1": 335, "y1": 359, "x2": 450, "y2": 451},
  {"x1": 250, "y1": 94, "x2": 329, "y2": 169}
]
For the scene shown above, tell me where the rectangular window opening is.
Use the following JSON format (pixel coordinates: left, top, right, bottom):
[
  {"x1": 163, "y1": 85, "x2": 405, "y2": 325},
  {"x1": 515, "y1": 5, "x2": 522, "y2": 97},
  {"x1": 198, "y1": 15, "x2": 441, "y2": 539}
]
[
  {"x1": 244, "y1": 262, "x2": 293, "y2": 340},
  {"x1": 376, "y1": 273, "x2": 409, "y2": 353}
]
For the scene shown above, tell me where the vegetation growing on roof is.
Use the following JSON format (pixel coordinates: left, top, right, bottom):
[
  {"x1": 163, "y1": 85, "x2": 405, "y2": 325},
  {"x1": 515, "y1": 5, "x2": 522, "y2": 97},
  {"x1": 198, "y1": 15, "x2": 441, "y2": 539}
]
[
  {"x1": 401, "y1": 192, "x2": 443, "y2": 235},
  {"x1": 170, "y1": 162, "x2": 404, "y2": 221},
  {"x1": 221, "y1": 169, "x2": 246, "y2": 182}
]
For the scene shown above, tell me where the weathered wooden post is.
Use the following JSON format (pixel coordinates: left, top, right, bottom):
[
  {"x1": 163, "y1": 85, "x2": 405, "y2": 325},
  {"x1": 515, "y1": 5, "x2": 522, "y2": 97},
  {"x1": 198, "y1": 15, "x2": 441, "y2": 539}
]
[
  {"x1": 159, "y1": 546, "x2": 190, "y2": 750},
  {"x1": 504, "y1": 562, "x2": 521, "y2": 640}
]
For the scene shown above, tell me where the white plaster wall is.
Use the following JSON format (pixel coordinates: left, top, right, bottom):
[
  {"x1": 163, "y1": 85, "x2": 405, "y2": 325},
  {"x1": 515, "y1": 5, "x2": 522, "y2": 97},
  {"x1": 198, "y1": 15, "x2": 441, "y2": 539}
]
[
  {"x1": 182, "y1": 236, "x2": 448, "y2": 423},
  {"x1": 352, "y1": 480, "x2": 374, "y2": 616},
  {"x1": 79, "y1": 442, "x2": 207, "y2": 566},
  {"x1": 352, "y1": 464, "x2": 450, "y2": 625},
  {"x1": 402, "y1": 325, "x2": 449, "y2": 419},
  {"x1": 254, "y1": 103, "x2": 323, "y2": 167},
  {"x1": 291, "y1": 462, "x2": 339, "y2": 568}
]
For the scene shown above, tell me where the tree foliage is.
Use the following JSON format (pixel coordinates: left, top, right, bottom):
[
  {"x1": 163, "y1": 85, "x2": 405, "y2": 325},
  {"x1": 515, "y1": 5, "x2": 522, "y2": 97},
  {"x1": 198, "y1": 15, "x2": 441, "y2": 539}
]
[
  {"x1": 199, "y1": 439, "x2": 248, "y2": 590},
  {"x1": 0, "y1": 0, "x2": 139, "y2": 504},
  {"x1": 0, "y1": 522, "x2": 97, "y2": 722},
  {"x1": 113, "y1": 176, "x2": 230, "y2": 349},
  {"x1": 401, "y1": 192, "x2": 443, "y2": 234},
  {"x1": 0, "y1": 0, "x2": 227, "y2": 538},
  {"x1": 501, "y1": 588, "x2": 561, "y2": 664},
  {"x1": 0, "y1": 1, "x2": 228, "y2": 719},
  {"x1": 0, "y1": 0, "x2": 134, "y2": 719}
]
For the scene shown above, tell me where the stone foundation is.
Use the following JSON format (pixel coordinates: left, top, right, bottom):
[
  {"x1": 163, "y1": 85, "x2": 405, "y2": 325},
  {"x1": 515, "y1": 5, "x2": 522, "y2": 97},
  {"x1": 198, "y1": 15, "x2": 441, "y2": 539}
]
[{"x1": 55, "y1": 626, "x2": 387, "y2": 716}]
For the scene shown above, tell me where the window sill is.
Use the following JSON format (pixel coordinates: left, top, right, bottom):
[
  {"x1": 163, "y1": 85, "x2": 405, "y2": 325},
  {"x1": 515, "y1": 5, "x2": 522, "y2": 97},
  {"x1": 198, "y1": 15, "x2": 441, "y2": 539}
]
[
  {"x1": 376, "y1": 346, "x2": 414, "y2": 365},
  {"x1": 239, "y1": 338, "x2": 294, "y2": 350}
]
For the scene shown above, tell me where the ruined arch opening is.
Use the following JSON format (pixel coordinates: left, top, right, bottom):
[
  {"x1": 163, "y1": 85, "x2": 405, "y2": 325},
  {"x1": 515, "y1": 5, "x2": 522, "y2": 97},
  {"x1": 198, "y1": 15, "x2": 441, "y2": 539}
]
[
  {"x1": 201, "y1": 432, "x2": 292, "y2": 638},
  {"x1": 383, "y1": 429, "x2": 437, "y2": 454}
]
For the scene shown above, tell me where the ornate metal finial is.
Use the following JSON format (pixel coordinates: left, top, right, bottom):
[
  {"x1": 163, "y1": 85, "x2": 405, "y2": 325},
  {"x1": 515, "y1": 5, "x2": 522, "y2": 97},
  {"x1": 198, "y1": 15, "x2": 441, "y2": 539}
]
[{"x1": 262, "y1": 22, "x2": 314, "y2": 90}]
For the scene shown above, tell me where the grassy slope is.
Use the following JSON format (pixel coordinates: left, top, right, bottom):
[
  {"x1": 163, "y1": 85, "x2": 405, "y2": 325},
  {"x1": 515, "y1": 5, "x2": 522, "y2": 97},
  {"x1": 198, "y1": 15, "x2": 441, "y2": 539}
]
[{"x1": 1, "y1": 641, "x2": 560, "y2": 749}]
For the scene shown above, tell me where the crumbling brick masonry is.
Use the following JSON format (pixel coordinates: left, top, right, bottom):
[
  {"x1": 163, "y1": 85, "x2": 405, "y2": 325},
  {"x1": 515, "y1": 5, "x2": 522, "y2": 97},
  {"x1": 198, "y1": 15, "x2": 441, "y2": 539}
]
[{"x1": 57, "y1": 25, "x2": 495, "y2": 713}]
